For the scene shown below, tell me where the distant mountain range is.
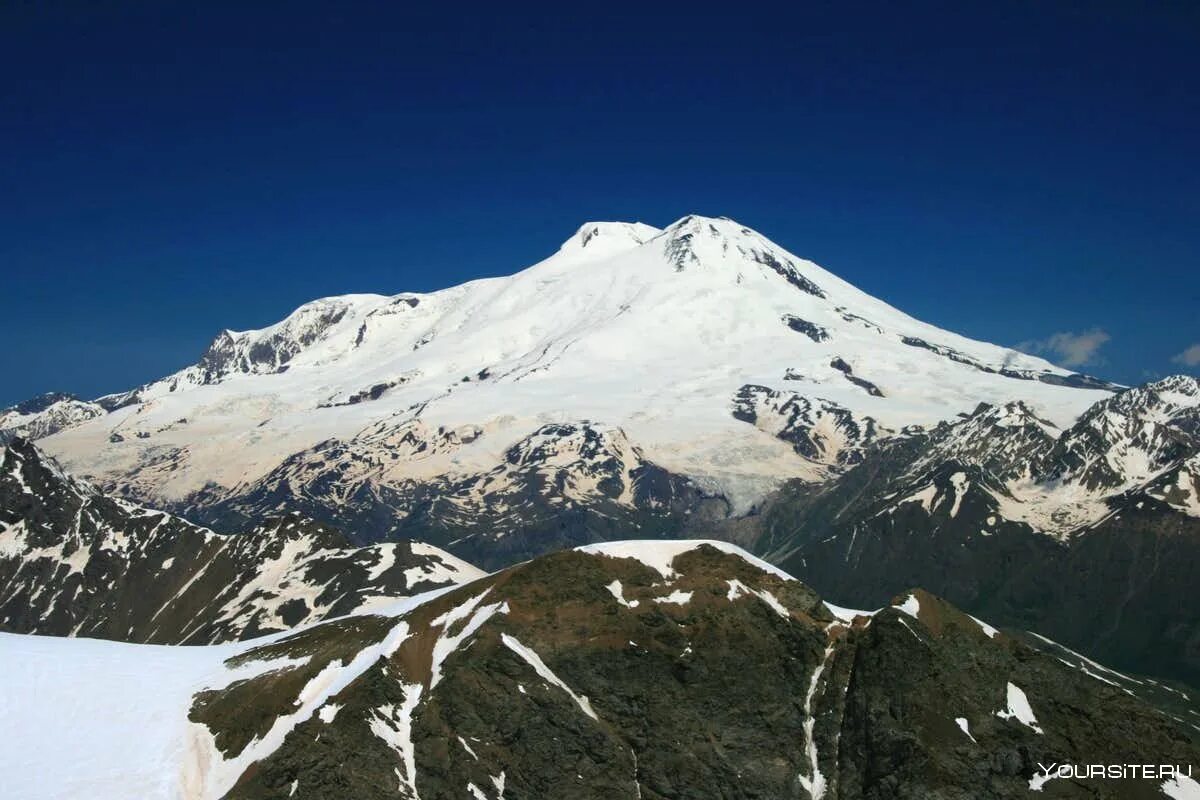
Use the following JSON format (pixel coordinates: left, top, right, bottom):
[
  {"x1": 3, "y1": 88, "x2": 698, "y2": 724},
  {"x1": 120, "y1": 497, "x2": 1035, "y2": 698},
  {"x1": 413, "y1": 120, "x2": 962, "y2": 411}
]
[{"x1": 747, "y1": 375, "x2": 1200, "y2": 688}]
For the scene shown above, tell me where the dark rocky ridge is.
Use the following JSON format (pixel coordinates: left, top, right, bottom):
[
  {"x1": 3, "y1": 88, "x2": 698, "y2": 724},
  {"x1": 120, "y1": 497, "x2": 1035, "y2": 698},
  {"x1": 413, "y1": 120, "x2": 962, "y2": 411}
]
[
  {"x1": 829, "y1": 357, "x2": 885, "y2": 397},
  {"x1": 182, "y1": 421, "x2": 731, "y2": 571},
  {"x1": 783, "y1": 314, "x2": 830, "y2": 342},
  {"x1": 900, "y1": 335, "x2": 1121, "y2": 391},
  {"x1": 190, "y1": 544, "x2": 1199, "y2": 799},
  {"x1": 0, "y1": 439, "x2": 481, "y2": 644},
  {"x1": 732, "y1": 384, "x2": 885, "y2": 466}
]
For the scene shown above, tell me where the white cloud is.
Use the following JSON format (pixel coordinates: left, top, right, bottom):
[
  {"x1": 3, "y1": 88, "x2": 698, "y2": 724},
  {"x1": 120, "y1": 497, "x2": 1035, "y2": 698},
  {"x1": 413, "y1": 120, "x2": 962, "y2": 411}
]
[
  {"x1": 1016, "y1": 328, "x2": 1111, "y2": 368},
  {"x1": 1171, "y1": 343, "x2": 1200, "y2": 368}
]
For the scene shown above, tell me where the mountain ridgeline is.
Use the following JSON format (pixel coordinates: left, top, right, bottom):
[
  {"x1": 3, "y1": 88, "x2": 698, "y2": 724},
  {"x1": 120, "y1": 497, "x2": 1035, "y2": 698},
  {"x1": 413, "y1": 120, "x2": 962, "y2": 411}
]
[{"x1": 0, "y1": 439, "x2": 482, "y2": 644}]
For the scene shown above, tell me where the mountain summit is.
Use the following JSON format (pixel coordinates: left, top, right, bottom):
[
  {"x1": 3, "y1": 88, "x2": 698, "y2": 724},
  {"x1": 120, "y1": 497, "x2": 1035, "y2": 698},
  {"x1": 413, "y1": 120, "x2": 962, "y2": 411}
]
[{"x1": 14, "y1": 216, "x2": 1118, "y2": 564}]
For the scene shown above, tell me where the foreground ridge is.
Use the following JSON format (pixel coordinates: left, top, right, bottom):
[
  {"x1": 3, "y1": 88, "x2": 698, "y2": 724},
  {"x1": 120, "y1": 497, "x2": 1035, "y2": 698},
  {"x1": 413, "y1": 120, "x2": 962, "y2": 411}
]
[{"x1": 1, "y1": 541, "x2": 1196, "y2": 799}]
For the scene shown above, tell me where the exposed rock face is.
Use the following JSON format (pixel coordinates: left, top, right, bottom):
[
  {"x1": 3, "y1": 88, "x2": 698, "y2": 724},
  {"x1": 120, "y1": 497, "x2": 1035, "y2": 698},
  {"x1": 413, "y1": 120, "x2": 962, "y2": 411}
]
[
  {"x1": 185, "y1": 421, "x2": 729, "y2": 570},
  {"x1": 899, "y1": 335, "x2": 1120, "y2": 391},
  {"x1": 732, "y1": 384, "x2": 885, "y2": 468},
  {"x1": 783, "y1": 313, "x2": 830, "y2": 342},
  {"x1": 1037, "y1": 374, "x2": 1200, "y2": 491},
  {"x1": 0, "y1": 439, "x2": 483, "y2": 644},
  {"x1": 22, "y1": 541, "x2": 1192, "y2": 799}
]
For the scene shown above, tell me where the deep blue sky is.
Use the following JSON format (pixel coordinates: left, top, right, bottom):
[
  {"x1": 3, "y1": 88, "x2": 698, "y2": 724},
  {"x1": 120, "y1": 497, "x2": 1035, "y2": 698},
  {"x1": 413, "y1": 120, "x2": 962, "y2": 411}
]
[{"x1": 3, "y1": 1, "x2": 1198, "y2": 405}]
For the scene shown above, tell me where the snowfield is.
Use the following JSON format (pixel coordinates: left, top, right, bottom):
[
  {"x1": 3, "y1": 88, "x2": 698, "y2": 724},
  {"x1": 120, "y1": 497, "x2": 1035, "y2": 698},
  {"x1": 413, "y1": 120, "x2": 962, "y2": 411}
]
[
  {"x1": 31, "y1": 215, "x2": 1110, "y2": 514},
  {"x1": 0, "y1": 586, "x2": 460, "y2": 800},
  {"x1": 0, "y1": 631, "x2": 239, "y2": 800}
]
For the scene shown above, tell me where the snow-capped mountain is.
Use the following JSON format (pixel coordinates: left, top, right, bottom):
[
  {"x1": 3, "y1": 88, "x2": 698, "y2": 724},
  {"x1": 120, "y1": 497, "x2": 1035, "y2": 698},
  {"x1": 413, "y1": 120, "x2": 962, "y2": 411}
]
[
  {"x1": 0, "y1": 439, "x2": 482, "y2": 644},
  {"x1": 1039, "y1": 374, "x2": 1200, "y2": 495},
  {"x1": 0, "y1": 391, "x2": 107, "y2": 443},
  {"x1": 755, "y1": 375, "x2": 1200, "y2": 688},
  {"x1": 2, "y1": 540, "x2": 1196, "y2": 800},
  {"x1": 17, "y1": 215, "x2": 1118, "y2": 565}
]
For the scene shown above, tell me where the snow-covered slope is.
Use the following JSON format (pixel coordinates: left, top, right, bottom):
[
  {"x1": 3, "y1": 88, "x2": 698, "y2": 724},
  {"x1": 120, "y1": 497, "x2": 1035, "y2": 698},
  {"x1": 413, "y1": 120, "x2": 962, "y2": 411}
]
[
  {"x1": 2, "y1": 540, "x2": 1196, "y2": 800},
  {"x1": 28, "y1": 215, "x2": 1116, "y2": 560}
]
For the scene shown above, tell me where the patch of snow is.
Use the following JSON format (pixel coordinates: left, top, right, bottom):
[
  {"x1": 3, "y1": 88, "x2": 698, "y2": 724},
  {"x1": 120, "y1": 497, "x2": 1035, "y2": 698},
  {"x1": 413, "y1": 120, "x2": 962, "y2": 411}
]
[
  {"x1": 823, "y1": 602, "x2": 878, "y2": 623},
  {"x1": 577, "y1": 539, "x2": 795, "y2": 581},
  {"x1": 895, "y1": 593, "x2": 920, "y2": 619},
  {"x1": 948, "y1": 471, "x2": 968, "y2": 517},
  {"x1": 1162, "y1": 773, "x2": 1200, "y2": 799},
  {"x1": 429, "y1": 595, "x2": 509, "y2": 688},
  {"x1": 605, "y1": 580, "x2": 639, "y2": 608},
  {"x1": 458, "y1": 736, "x2": 478, "y2": 759},
  {"x1": 897, "y1": 617, "x2": 924, "y2": 641},
  {"x1": 1029, "y1": 771, "x2": 1058, "y2": 792},
  {"x1": 501, "y1": 633, "x2": 598, "y2": 721},
  {"x1": 901, "y1": 483, "x2": 940, "y2": 514},
  {"x1": 403, "y1": 542, "x2": 487, "y2": 587},
  {"x1": 967, "y1": 614, "x2": 999, "y2": 638},
  {"x1": 0, "y1": 519, "x2": 28, "y2": 558},
  {"x1": 1028, "y1": 632, "x2": 1144, "y2": 685},
  {"x1": 994, "y1": 682, "x2": 1043, "y2": 734},
  {"x1": 368, "y1": 683, "x2": 423, "y2": 799},
  {"x1": 726, "y1": 579, "x2": 790, "y2": 619},
  {"x1": 954, "y1": 717, "x2": 976, "y2": 743},
  {"x1": 0, "y1": 631, "x2": 242, "y2": 800},
  {"x1": 797, "y1": 643, "x2": 836, "y2": 799}
]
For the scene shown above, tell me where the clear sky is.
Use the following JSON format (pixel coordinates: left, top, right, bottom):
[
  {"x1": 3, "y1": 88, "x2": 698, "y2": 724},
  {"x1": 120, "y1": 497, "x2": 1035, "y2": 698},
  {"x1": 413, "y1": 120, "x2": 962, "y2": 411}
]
[{"x1": 3, "y1": 1, "x2": 1197, "y2": 405}]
